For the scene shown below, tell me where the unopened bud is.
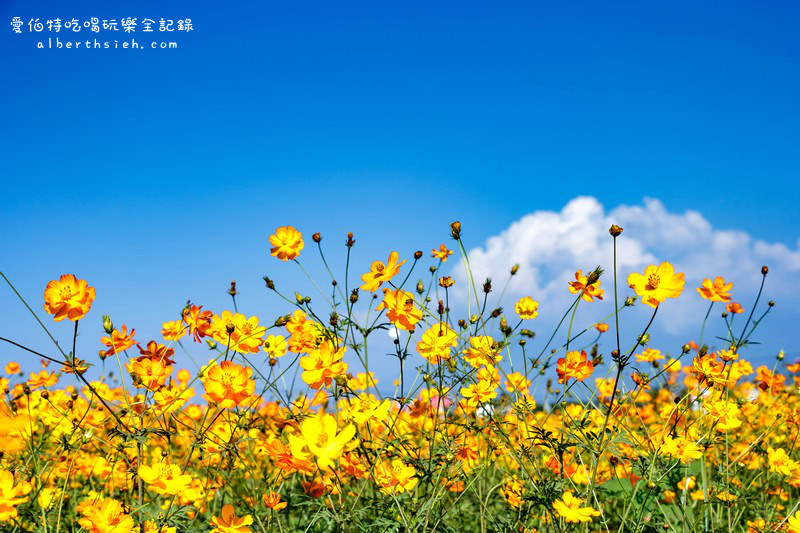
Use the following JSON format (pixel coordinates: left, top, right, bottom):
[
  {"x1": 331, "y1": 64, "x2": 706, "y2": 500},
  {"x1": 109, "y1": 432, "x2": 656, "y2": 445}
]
[
  {"x1": 510, "y1": 264, "x2": 519, "y2": 276},
  {"x1": 609, "y1": 224, "x2": 623, "y2": 237},
  {"x1": 346, "y1": 232, "x2": 356, "y2": 247},
  {"x1": 312, "y1": 232, "x2": 321, "y2": 243},
  {"x1": 102, "y1": 315, "x2": 114, "y2": 334},
  {"x1": 413, "y1": 250, "x2": 423, "y2": 260},
  {"x1": 416, "y1": 281, "x2": 424, "y2": 294},
  {"x1": 228, "y1": 281, "x2": 238, "y2": 297},
  {"x1": 761, "y1": 265, "x2": 769, "y2": 276},
  {"x1": 263, "y1": 276, "x2": 275, "y2": 290},
  {"x1": 350, "y1": 289, "x2": 359, "y2": 303},
  {"x1": 225, "y1": 323, "x2": 236, "y2": 335},
  {"x1": 450, "y1": 221, "x2": 461, "y2": 240},
  {"x1": 483, "y1": 278, "x2": 492, "y2": 294}
]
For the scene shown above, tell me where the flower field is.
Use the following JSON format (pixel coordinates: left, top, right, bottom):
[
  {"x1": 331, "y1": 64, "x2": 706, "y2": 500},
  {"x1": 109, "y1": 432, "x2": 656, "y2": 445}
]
[{"x1": 1, "y1": 222, "x2": 798, "y2": 532}]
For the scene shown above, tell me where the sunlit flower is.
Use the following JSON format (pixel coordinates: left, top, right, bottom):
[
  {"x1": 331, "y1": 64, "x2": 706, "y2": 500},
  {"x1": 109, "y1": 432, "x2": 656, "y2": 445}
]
[
  {"x1": 704, "y1": 399, "x2": 742, "y2": 431},
  {"x1": 77, "y1": 497, "x2": 135, "y2": 533},
  {"x1": 4, "y1": 362, "x2": 19, "y2": 375},
  {"x1": 432, "y1": 244, "x2": 453, "y2": 261},
  {"x1": 627, "y1": 262, "x2": 685, "y2": 307},
  {"x1": 202, "y1": 360, "x2": 256, "y2": 409},
  {"x1": 268, "y1": 225, "x2": 304, "y2": 261},
  {"x1": 594, "y1": 322, "x2": 609, "y2": 333},
  {"x1": 27, "y1": 370, "x2": 58, "y2": 389},
  {"x1": 210, "y1": 504, "x2": 253, "y2": 533},
  {"x1": 299, "y1": 340, "x2": 348, "y2": 389},
  {"x1": 290, "y1": 413, "x2": 356, "y2": 470},
  {"x1": 556, "y1": 350, "x2": 594, "y2": 384},
  {"x1": 161, "y1": 320, "x2": 186, "y2": 341},
  {"x1": 463, "y1": 335, "x2": 502, "y2": 368},
  {"x1": 376, "y1": 288, "x2": 422, "y2": 331},
  {"x1": 438, "y1": 276, "x2": 455, "y2": 288},
  {"x1": 568, "y1": 270, "x2": 603, "y2": 302},
  {"x1": 767, "y1": 446, "x2": 799, "y2": 476},
  {"x1": 43, "y1": 274, "x2": 96, "y2": 322},
  {"x1": 100, "y1": 325, "x2": 137, "y2": 357},
  {"x1": 138, "y1": 462, "x2": 192, "y2": 496},
  {"x1": 182, "y1": 305, "x2": 213, "y2": 342},
  {"x1": 263, "y1": 491, "x2": 287, "y2": 511},
  {"x1": 0, "y1": 470, "x2": 31, "y2": 522},
  {"x1": 696, "y1": 276, "x2": 733, "y2": 302},
  {"x1": 635, "y1": 348, "x2": 664, "y2": 363},
  {"x1": 553, "y1": 491, "x2": 601, "y2": 523},
  {"x1": 726, "y1": 302, "x2": 744, "y2": 314},
  {"x1": 660, "y1": 435, "x2": 702, "y2": 463},
  {"x1": 514, "y1": 296, "x2": 539, "y2": 319},
  {"x1": 209, "y1": 311, "x2": 266, "y2": 354},
  {"x1": 375, "y1": 459, "x2": 418, "y2": 495},
  {"x1": 263, "y1": 334, "x2": 288, "y2": 358},
  {"x1": 417, "y1": 323, "x2": 458, "y2": 364},
  {"x1": 360, "y1": 251, "x2": 406, "y2": 292},
  {"x1": 130, "y1": 357, "x2": 173, "y2": 390}
]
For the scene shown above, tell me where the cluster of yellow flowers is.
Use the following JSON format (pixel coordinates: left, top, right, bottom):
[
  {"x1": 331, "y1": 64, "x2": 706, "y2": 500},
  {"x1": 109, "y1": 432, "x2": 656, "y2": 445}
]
[{"x1": 0, "y1": 223, "x2": 797, "y2": 532}]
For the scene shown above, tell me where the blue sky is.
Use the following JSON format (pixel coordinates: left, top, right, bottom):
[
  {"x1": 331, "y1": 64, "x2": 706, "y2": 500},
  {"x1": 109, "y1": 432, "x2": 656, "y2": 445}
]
[{"x1": 1, "y1": 1, "x2": 798, "y2": 387}]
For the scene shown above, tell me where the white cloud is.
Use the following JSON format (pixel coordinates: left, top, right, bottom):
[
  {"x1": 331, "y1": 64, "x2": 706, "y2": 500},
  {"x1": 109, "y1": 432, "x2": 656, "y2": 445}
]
[{"x1": 453, "y1": 197, "x2": 800, "y2": 343}]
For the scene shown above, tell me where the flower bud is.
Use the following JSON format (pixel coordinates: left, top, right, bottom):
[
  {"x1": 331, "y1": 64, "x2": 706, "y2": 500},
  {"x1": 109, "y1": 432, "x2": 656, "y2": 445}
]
[
  {"x1": 416, "y1": 281, "x2": 424, "y2": 294},
  {"x1": 350, "y1": 289, "x2": 359, "y2": 303},
  {"x1": 414, "y1": 250, "x2": 423, "y2": 260},
  {"x1": 761, "y1": 265, "x2": 769, "y2": 276},
  {"x1": 263, "y1": 276, "x2": 275, "y2": 290},
  {"x1": 228, "y1": 281, "x2": 238, "y2": 297},
  {"x1": 312, "y1": 232, "x2": 321, "y2": 243},
  {"x1": 609, "y1": 224, "x2": 623, "y2": 237},
  {"x1": 510, "y1": 264, "x2": 519, "y2": 276},
  {"x1": 346, "y1": 232, "x2": 356, "y2": 247},
  {"x1": 102, "y1": 315, "x2": 114, "y2": 334}
]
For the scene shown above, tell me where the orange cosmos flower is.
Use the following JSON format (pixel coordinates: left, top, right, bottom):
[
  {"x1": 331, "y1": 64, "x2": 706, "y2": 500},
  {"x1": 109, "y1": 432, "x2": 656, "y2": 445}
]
[
  {"x1": 595, "y1": 322, "x2": 609, "y2": 333},
  {"x1": 99, "y1": 325, "x2": 137, "y2": 357},
  {"x1": 161, "y1": 320, "x2": 186, "y2": 341},
  {"x1": 568, "y1": 270, "x2": 604, "y2": 302},
  {"x1": 210, "y1": 504, "x2": 253, "y2": 533},
  {"x1": 376, "y1": 288, "x2": 422, "y2": 331},
  {"x1": 130, "y1": 357, "x2": 173, "y2": 390},
  {"x1": 202, "y1": 360, "x2": 256, "y2": 409},
  {"x1": 696, "y1": 276, "x2": 733, "y2": 302},
  {"x1": 209, "y1": 311, "x2": 266, "y2": 354},
  {"x1": 262, "y1": 491, "x2": 287, "y2": 511},
  {"x1": 432, "y1": 244, "x2": 453, "y2": 261},
  {"x1": 182, "y1": 305, "x2": 213, "y2": 342},
  {"x1": 77, "y1": 497, "x2": 134, "y2": 533},
  {"x1": 635, "y1": 348, "x2": 664, "y2": 363},
  {"x1": 726, "y1": 302, "x2": 744, "y2": 314},
  {"x1": 43, "y1": 274, "x2": 96, "y2": 322},
  {"x1": 375, "y1": 459, "x2": 419, "y2": 495},
  {"x1": 360, "y1": 251, "x2": 406, "y2": 292},
  {"x1": 627, "y1": 261, "x2": 685, "y2": 307},
  {"x1": 299, "y1": 340, "x2": 348, "y2": 389},
  {"x1": 556, "y1": 350, "x2": 594, "y2": 384},
  {"x1": 27, "y1": 370, "x2": 57, "y2": 389},
  {"x1": 268, "y1": 225, "x2": 304, "y2": 261},
  {"x1": 136, "y1": 340, "x2": 176, "y2": 366},
  {"x1": 4, "y1": 362, "x2": 20, "y2": 374}
]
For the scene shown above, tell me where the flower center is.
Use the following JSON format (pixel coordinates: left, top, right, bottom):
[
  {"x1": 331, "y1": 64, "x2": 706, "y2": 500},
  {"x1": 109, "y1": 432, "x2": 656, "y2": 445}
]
[{"x1": 646, "y1": 274, "x2": 661, "y2": 290}]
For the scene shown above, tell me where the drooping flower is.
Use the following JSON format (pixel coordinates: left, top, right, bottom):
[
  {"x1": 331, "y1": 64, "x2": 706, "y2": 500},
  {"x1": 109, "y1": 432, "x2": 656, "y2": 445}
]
[
  {"x1": 696, "y1": 276, "x2": 733, "y2": 302},
  {"x1": 43, "y1": 274, "x2": 96, "y2": 322},
  {"x1": 553, "y1": 491, "x2": 601, "y2": 523},
  {"x1": 514, "y1": 296, "x2": 539, "y2": 319},
  {"x1": 202, "y1": 360, "x2": 256, "y2": 409},
  {"x1": 0, "y1": 470, "x2": 32, "y2": 522},
  {"x1": 210, "y1": 504, "x2": 253, "y2": 533},
  {"x1": 299, "y1": 340, "x2": 348, "y2": 389},
  {"x1": 137, "y1": 462, "x2": 193, "y2": 496},
  {"x1": 627, "y1": 262, "x2": 685, "y2": 307},
  {"x1": 268, "y1": 225, "x2": 304, "y2": 261},
  {"x1": 568, "y1": 270, "x2": 603, "y2": 302},
  {"x1": 556, "y1": 350, "x2": 594, "y2": 384},
  {"x1": 376, "y1": 289, "x2": 422, "y2": 331},
  {"x1": 360, "y1": 251, "x2": 406, "y2": 292}
]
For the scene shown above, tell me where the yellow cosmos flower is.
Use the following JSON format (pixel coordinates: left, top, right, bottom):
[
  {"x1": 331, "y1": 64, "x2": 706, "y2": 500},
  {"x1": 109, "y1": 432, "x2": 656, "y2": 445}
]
[
  {"x1": 627, "y1": 261, "x2": 685, "y2": 307},
  {"x1": 432, "y1": 244, "x2": 453, "y2": 261},
  {"x1": 0, "y1": 470, "x2": 31, "y2": 522},
  {"x1": 704, "y1": 399, "x2": 742, "y2": 431},
  {"x1": 787, "y1": 510, "x2": 800, "y2": 533},
  {"x1": 210, "y1": 504, "x2": 253, "y2": 533},
  {"x1": 696, "y1": 276, "x2": 733, "y2": 302},
  {"x1": 290, "y1": 413, "x2": 356, "y2": 470},
  {"x1": 77, "y1": 497, "x2": 135, "y2": 533},
  {"x1": 463, "y1": 335, "x2": 502, "y2": 368},
  {"x1": 348, "y1": 394, "x2": 391, "y2": 425},
  {"x1": 635, "y1": 348, "x2": 664, "y2": 363},
  {"x1": 268, "y1": 225, "x2": 304, "y2": 261},
  {"x1": 43, "y1": 274, "x2": 96, "y2": 322},
  {"x1": 263, "y1": 334, "x2": 288, "y2": 358},
  {"x1": 376, "y1": 288, "x2": 422, "y2": 331},
  {"x1": 375, "y1": 459, "x2": 418, "y2": 495},
  {"x1": 553, "y1": 491, "x2": 601, "y2": 523},
  {"x1": 767, "y1": 446, "x2": 799, "y2": 476},
  {"x1": 129, "y1": 357, "x2": 173, "y2": 391},
  {"x1": 417, "y1": 323, "x2": 458, "y2": 365},
  {"x1": 137, "y1": 462, "x2": 192, "y2": 496},
  {"x1": 299, "y1": 340, "x2": 348, "y2": 389},
  {"x1": 360, "y1": 251, "x2": 406, "y2": 292},
  {"x1": 161, "y1": 320, "x2": 186, "y2": 341},
  {"x1": 514, "y1": 296, "x2": 539, "y2": 319},
  {"x1": 202, "y1": 360, "x2": 256, "y2": 409},
  {"x1": 263, "y1": 491, "x2": 287, "y2": 510},
  {"x1": 660, "y1": 435, "x2": 703, "y2": 463}
]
